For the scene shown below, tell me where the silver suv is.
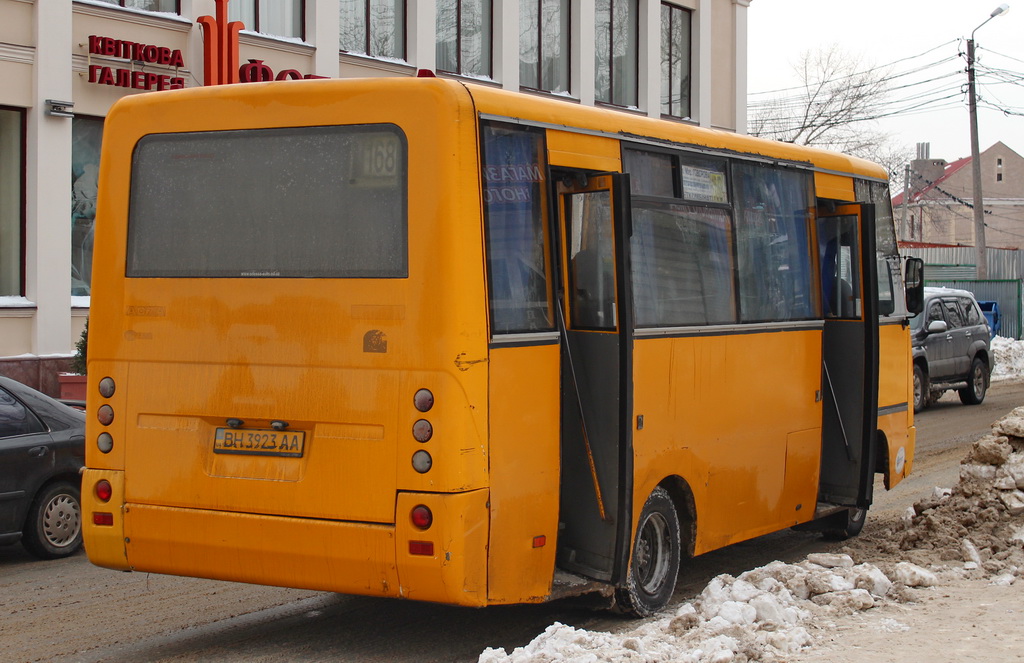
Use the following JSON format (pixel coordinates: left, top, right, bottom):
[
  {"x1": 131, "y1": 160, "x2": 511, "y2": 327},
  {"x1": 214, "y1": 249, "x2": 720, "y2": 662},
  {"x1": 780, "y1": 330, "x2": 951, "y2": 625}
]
[{"x1": 911, "y1": 287, "x2": 993, "y2": 412}]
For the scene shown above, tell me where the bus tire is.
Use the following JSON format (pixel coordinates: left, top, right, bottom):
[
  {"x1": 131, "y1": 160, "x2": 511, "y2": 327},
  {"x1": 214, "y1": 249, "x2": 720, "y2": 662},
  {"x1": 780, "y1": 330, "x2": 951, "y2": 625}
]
[
  {"x1": 913, "y1": 364, "x2": 928, "y2": 413},
  {"x1": 824, "y1": 506, "x2": 866, "y2": 540},
  {"x1": 958, "y1": 357, "x2": 988, "y2": 405},
  {"x1": 22, "y1": 480, "x2": 83, "y2": 560},
  {"x1": 615, "y1": 487, "x2": 680, "y2": 617}
]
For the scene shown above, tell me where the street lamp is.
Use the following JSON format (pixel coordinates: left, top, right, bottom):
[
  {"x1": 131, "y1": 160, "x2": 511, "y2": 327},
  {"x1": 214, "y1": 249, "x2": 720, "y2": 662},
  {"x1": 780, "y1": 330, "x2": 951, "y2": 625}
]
[{"x1": 968, "y1": 3, "x2": 1009, "y2": 279}]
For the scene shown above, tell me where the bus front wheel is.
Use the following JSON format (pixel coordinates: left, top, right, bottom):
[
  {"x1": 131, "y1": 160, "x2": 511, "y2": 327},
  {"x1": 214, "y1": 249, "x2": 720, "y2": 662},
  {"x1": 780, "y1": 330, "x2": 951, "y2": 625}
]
[
  {"x1": 824, "y1": 506, "x2": 867, "y2": 540},
  {"x1": 615, "y1": 486, "x2": 681, "y2": 617}
]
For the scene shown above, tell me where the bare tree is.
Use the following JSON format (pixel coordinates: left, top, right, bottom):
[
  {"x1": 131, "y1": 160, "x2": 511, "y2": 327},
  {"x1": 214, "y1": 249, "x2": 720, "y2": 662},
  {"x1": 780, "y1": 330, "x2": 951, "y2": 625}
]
[{"x1": 749, "y1": 45, "x2": 912, "y2": 178}]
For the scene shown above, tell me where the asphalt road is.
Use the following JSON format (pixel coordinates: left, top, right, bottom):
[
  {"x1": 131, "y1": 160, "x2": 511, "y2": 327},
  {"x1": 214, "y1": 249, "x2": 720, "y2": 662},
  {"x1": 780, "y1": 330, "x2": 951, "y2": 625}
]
[{"x1": 2, "y1": 379, "x2": 1021, "y2": 663}]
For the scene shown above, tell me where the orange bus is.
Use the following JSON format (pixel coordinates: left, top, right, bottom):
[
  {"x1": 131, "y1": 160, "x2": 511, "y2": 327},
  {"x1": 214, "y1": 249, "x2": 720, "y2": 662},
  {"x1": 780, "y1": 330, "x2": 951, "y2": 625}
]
[{"x1": 82, "y1": 77, "x2": 922, "y2": 615}]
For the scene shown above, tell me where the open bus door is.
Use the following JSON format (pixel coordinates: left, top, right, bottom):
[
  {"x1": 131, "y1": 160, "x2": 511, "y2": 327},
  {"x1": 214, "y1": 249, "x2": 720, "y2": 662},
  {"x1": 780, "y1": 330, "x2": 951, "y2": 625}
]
[
  {"x1": 553, "y1": 173, "x2": 634, "y2": 584},
  {"x1": 817, "y1": 203, "x2": 879, "y2": 527}
]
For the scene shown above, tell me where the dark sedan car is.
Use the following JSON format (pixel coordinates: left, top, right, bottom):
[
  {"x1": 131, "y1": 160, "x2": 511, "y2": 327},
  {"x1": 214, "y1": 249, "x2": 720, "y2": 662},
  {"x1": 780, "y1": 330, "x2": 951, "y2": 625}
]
[{"x1": 0, "y1": 376, "x2": 85, "y2": 559}]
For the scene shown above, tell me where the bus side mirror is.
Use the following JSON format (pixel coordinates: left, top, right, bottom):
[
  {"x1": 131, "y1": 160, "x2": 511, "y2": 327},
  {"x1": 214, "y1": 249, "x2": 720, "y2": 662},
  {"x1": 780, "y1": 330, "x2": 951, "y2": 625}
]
[{"x1": 905, "y1": 258, "x2": 924, "y2": 314}]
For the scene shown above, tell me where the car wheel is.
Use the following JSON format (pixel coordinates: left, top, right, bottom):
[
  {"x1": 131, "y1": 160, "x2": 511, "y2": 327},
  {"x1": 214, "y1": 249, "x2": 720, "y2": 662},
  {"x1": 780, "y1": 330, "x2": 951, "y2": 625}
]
[
  {"x1": 615, "y1": 487, "x2": 681, "y2": 617},
  {"x1": 824, "y1": 506, "x2": 867, "y2": 540},
  {"x1": 959, "y1": 357, "x2": 988, "y2": 405},
  {"x1": 913, "y1": 364, "x2": 929, "y2": 413},
  {"x1": 22, "y1": 480, "x2": 82, "y2": 560}
]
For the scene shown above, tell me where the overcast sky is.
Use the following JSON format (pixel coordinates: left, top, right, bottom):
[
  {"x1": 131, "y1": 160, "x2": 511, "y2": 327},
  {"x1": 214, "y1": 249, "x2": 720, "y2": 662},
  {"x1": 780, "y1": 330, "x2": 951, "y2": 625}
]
[{"x1": 747, "y1": 0, "x2": 1022, "y2": 162}]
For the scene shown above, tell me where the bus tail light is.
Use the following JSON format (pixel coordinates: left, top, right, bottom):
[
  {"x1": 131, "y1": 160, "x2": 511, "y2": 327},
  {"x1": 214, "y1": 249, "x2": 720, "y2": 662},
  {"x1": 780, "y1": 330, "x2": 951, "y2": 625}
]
[
  {"x1": 98, "y1": 376, "x2": 116, "y2": 398},
  {"x1": 409, "y1": 541, "x2": 434, "y2": 556},
  {"x1": 413, "y1": 388, "x2": 434, "y2": 412},
  {"x1": 95, "y1": 480, "x2": 113, "y2": 502},
  {"x1": 93, "y1": 512, "x2": 114, "y2": 526},
  {"x1": 411, "y1": 505, "x2": 432, "y2": 529},
  {"x1": 97, "y1": 404, "x2": 115, "y2": 426},
  {"x1": 412, "y1": 450, "x2": 432, "y2": 473}
]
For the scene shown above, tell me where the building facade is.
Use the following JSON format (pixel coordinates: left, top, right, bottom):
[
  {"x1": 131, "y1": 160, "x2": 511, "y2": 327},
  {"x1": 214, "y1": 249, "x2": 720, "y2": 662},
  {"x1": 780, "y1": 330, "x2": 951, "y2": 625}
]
[
  {"x1": 895, "y1": 141, "x2": 1024, "y2": 250},
  {"x1": 0, "y1": 0, "x2": 751, "y2": 393}
]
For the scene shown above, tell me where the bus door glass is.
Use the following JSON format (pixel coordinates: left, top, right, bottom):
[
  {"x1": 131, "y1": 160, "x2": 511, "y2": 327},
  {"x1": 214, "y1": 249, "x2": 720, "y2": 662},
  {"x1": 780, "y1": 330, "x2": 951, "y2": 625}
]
[
  {"x1": 817, "y1": 204, "x2": 879, "y2": 508},
  {"x1": 555, "y1": 173, "x2": 633, "y2": 584}
]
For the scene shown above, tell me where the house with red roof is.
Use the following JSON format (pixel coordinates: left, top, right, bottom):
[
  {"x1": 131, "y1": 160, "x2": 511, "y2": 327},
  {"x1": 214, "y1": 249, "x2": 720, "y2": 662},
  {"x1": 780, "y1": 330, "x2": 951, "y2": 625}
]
[{"x1": 892, "y1": 141, "x2": 1024, "y2": 249}]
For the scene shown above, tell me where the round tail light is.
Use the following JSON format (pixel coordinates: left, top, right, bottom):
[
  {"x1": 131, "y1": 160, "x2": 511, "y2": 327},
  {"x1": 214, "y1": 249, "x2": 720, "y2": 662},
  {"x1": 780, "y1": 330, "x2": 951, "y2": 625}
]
[
  {"x1": 97, "y1": 404, "x2": 115, "y2": 426},
  {"x1": 411, "y1": 505, "x2": 433, "y2": 529},
  {"x1": 95, "y1": 480, "x2": 113, "y2": 502}
]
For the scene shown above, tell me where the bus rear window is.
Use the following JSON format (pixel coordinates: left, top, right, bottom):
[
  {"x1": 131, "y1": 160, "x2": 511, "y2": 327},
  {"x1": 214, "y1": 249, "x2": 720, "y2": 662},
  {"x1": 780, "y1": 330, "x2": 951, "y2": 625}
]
[{"x1": 126, "y1": 124, "x2": 407, "y2": 278}]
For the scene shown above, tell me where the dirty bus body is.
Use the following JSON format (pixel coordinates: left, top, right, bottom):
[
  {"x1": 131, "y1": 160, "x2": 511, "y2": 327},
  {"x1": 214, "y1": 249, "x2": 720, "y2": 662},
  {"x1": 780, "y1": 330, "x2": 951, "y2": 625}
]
[{"x1": 82, "y1": 77, "x2": 918, "y2": 615}]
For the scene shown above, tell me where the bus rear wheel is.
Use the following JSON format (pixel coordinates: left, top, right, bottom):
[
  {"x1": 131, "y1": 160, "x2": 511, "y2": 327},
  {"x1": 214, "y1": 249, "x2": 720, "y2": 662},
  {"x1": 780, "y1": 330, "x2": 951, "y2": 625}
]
[{"x1": 615, "y1": 487, "x2": 681, "y2": 617}]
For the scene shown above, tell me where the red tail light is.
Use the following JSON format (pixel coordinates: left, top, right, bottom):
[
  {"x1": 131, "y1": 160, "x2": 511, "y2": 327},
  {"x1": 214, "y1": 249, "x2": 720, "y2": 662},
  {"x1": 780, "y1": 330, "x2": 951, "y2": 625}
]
[
  {"x1": 95, "y1": 480, "x2": 112, "y2": 502},
  {"x1": 93, "y1": 513, "x2": 114, "y2": 526},
  {"x1": 409, "y1": 541, "x2": 434, "y2": 556},
  {"x1": 411, "y1": 505, "x2": 433, "y2": 529}
]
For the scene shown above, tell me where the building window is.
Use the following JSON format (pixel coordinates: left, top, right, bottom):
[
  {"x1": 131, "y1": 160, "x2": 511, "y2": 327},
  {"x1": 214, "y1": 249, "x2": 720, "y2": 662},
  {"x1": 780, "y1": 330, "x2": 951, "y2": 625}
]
[
  {"x1": 997, "y1": 173, "x2": 1003, "y2": 182},
  {"x1": 437, "y1": 0, "x2": 493, "y2": 77},
  {"x1": 520, "y1": 0, "x2": 570, "y2": 93},
  {"x1": 229, "y1": 0, "x2": 304, "y2": 40},
  {"x1": 660, "y1": 2, "x2": 690, "y2": 118},
  {"x1": 340, "y1": 0, "x2": 405, "y2": 60},
  {"x1": 72, "y1": 117, "x2": 104, "y2": 297},
  {"x1": 0, "y1": 109, "x2": 23, "y2": 297},
  {"x1": 94, "y1": 0, "x2": 180, "y2": 10},
  {"x1": 595, "y1": 0, "x2": 638, "y2": 107}
]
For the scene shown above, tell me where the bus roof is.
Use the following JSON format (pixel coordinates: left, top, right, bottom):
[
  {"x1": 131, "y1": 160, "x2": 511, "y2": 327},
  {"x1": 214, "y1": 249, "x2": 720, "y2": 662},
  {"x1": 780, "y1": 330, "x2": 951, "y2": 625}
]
[
  {"x1": 463, "y1": 81, "x2": 888, "y2": 182},
  {"x1": 108, "y1": 76, "x2": 888, "y2": 183}
]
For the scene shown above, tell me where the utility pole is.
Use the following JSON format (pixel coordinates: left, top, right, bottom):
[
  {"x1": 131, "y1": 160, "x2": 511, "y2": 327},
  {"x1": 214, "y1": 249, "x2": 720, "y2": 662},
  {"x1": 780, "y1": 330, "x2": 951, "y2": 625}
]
[
  {"x1": 900, "y1": 164, "x2": 911, "y2": 240},
  {"x1": 967, "y1": 37, "x2": 987, "y2": 278},
  {"x1": 967, "y1": 4, "x2": 1010, "y2": 279}
]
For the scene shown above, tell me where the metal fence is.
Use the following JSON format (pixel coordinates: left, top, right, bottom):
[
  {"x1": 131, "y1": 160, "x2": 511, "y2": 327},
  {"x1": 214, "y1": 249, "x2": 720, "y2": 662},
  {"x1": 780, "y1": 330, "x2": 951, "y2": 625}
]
[
  {"x1": 924, "y1": 278, "x2": 1022, "y2": 340},
  {"x1": 900, "y1": 246, "x2": 1023, "y2": 338},
  {"x1": 901, "y1": 246, "x2": 1023, "y2": 280}
]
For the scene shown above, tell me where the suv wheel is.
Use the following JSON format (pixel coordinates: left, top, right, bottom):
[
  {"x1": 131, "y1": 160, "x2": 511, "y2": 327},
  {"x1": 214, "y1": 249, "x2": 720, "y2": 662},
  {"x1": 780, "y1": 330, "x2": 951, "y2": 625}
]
[
  {"x1": 959, "y1": 357, "x2": 988, "y2": 405},
  {"x1": 913, "y1": 364, "x2": 929, "y2": 413}
]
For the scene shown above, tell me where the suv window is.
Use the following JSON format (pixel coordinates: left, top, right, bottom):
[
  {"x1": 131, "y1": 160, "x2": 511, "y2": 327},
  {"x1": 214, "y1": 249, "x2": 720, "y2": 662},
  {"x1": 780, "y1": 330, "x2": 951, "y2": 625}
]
[
  {"x1": 959, "y1": 297, "x2": 983, "y2": 326},
  {"x1": 0, "y1": 386, "x2": 45, "y2": 438},
  {"x1": 924, "y1": 301, "x2": 944, "y2": 328},
  {"x1": 942, "y1": 300, "x2": 964, "y2": 328}
]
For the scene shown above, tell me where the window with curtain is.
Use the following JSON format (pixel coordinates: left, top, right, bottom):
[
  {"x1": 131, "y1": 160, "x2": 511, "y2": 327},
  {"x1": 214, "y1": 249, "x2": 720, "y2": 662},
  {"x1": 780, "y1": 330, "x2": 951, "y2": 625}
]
[
  {"x1": 631, "y1": 203, "x2": 736, "y2": 326},
  {"x1": 72, "y1": 116, "x2": 104, "y2": 297},
  {"x1": 520, "y1": 0, "x2": 570, "y2": 93},
  {"x1": 594, "y1": 0, "x2": 638, "y2": 107},
  {"x1": 660, "y1": 2, "x2": 691, "y2": 118},
  {"x1": 436, "y1": 0, "x2": 493, "y2": 77},
  {"x1": 0, "y1": 108, "x2": 23, "y2": 297},
  {"x1": 340, "y1": 0, "x2": 406, "y2": 60},
  {"x1": 229, "y1": 0, "x2": 303, "y2": 40},
  {"x1": 95, "y1": 0, "x2": 179, "y2": 11}
]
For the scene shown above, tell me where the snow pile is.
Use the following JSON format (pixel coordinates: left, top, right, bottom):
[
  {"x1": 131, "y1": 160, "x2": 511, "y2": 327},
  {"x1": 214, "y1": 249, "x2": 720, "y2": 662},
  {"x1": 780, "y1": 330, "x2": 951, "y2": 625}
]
[
  {"x1": 991, "y1": 336, "x2": 1024, "y2": 381},
  {"x1": 480, "y1": 554, "x2": 933, "y2": 663},
  {"x1": 480, "y1": 408, "x2": 1024, "y2": 663},
  {"x1": 882, "y1": 407, "x2": 1024, "y2": 580}
]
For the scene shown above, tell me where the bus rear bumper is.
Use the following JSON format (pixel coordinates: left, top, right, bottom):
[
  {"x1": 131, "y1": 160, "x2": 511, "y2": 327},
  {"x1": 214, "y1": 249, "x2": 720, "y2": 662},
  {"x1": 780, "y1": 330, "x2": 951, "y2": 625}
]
[{"x1": 82, "y1": 472, "x2": 490, "y2": 606}]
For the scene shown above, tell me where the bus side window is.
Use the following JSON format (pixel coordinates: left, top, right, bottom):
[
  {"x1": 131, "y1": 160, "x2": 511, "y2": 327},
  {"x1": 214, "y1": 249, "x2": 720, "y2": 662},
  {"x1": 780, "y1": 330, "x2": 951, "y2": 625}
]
[
  {"x1": 481, "y1": 122, "x2": 555, "y2": 335},
  {"x1": 567, "y1": 191, "x2": 616, "y2": 329},
  {"x1": 819, "y1": 217, "x2": 861, "y2": 319}
]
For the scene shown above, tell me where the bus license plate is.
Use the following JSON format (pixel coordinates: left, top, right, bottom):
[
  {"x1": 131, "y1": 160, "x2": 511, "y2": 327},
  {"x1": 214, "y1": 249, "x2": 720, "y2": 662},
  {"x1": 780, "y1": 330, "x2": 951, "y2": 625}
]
[{"x1": 213, "y1": 428, "x2": 305, "y2": 457}]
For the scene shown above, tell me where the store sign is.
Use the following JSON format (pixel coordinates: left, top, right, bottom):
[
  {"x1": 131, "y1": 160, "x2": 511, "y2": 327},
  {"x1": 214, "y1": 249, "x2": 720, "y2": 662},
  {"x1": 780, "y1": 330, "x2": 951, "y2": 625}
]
[
  {"x1": 199, "y1": 0, "x2": 324, "y2": 86},
  {"x1": 86, "y1": 36, "x2": 186, "y2": 91}
]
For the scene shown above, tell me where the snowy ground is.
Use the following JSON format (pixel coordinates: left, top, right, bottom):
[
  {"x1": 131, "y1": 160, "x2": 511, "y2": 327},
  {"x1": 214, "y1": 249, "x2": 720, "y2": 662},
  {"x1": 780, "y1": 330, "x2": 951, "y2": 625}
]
[{"x1": 480, "y1": 337, "x2": 1024, "y2": 662}]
